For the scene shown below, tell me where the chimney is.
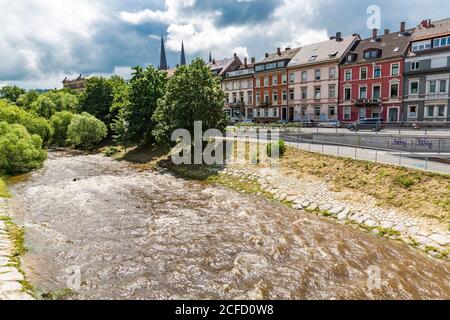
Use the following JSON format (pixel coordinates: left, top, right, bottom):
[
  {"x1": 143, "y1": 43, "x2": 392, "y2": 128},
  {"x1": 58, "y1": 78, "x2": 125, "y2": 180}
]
[
  {"x1": 212, "y1": 59, "x2": 216, "y2": 64},
  {"x1": 244, "y1": 57, "x2": 248, "y2": 67},
  {"x1": 372, "y1": 28, "x2": 378, "y2": 40},
  {"x1": 384, "y1": 29, "x2": 390, "y2": 35},
  {"x1": 401, "y1": 21, "x2": 406, "y2": 32},
  {"x1": 277, "y1": 48, "x2": 281, "y2": 55},
  {"x1": 265, "y1": 52, "x2": 269, "y2": 58},
  {"x1": 251, "y1": 57, "x2": 256, "y2": 64},
  {"x1": 336, "y1": 32, "x2": 342, "y2": 41},
  {"x1": 234, "y1": 52, "x2": 237, "y2": 59},
  {"x1": 285, "y1": 47, "x2": 291, "y2": 51}
]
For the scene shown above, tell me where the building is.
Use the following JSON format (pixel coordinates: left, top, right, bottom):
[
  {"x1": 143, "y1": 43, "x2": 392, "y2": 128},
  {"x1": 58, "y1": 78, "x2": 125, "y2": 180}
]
[
  {"x1": 62, "y1": 75, "x2": 87, "y2": 91},
  {"x1": 253, "y1": 47, "x2": 301, "y2": 123},
  {"x1": 288, "y1": 33, "x2": 359, "y2": 122},
  {"x1": 403, "y1": 18, "x2": 450, "y2": 123},
  {"x1": 338, "y1": 23, "x2": 413, "y2": 123},
  {"x1": 207, "y1": 53, "x2": 242, "y2": 78},
  {"x1": 222, "y1": 57, "x2": 255, "y2": 119}
]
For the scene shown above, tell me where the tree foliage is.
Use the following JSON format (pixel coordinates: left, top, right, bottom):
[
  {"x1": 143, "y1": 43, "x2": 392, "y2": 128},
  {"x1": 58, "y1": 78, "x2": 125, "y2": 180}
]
[
  {"x1": 127, "y1": 66, "x2": 167, "y2": 144},
  {"x1": 67, "y1": 112, "x2": 107, "y2": 150},
  {"x1": 16, "y1": 91, "x2": 39, "y2": 110},
  {"x1": 152, "y1": 58, "x2": 226, "y2": 145},
  {"x1": 78, "y1": 77, "x2": 114, "y2": 125},
  {"x1": 0, "y1": 100, "x2": 53, "y2": 143},
  {"x1": 50, "y1": 111, "x2": 75, "y2": 146},
  {"x1": 0, "y1": 86, "x2": 26, "y2": 103},
  {"x1": 0, "y1": 122, "x2": 47, "y2": 175}
]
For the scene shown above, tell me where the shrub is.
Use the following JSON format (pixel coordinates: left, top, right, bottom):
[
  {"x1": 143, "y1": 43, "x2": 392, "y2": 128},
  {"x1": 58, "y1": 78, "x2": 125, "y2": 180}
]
[
  {"x1": 0, "y1": 122, "x2": 47, "y2": 174},
  {"x1": 267, "y1": 140, "x2": 286, "y2": 158},
  {"x1": 67, "y1": 112, "x2": 107, "y2": 150},
  {"x1": 50, "y1": 111, "x2": 75, "y2": 146},
  {"x1": 394, "y1": 174, "x2": 415, "y2": 189},
  {"x1": 0, "y1": 101, "x2": 53, "y2": 143}
]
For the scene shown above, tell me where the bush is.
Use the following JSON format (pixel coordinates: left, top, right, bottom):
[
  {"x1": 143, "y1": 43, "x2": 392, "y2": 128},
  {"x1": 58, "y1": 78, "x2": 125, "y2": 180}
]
[
  {"x1": 50, "y1": 111, "x2": 75, "y2": 146},
  {"x1": 0, "y1": 101, "x2": 53, "y2": 143},
  {"x1": 267, "y1": 140, "x2": 286, "y2": 158},
  {"x1": 0, "y1": 122, "x2": 47, "y2": 175},
  {"x1": 394, "y1": 174, "x2": 415, "y2": 189},
  {"x1": 67, "y1": 112, "x2": 107, "y2": 150}
]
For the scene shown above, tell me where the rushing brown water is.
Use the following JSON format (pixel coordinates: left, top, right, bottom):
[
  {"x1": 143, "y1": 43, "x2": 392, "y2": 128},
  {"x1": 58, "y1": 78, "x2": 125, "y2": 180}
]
[{"x1": 8, "y1": 151, "x2": 450, "y2": 300}]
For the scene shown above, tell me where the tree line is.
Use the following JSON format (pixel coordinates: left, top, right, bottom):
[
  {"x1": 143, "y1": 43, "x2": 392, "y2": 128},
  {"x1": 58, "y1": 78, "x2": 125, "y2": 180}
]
[{"x1": 0, "y1": 58, "x2": 226, "y2": 175}]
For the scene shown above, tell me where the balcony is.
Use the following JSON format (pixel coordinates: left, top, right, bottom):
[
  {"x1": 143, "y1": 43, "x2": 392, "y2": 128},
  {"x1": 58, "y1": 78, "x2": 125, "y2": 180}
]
[{"x1": 354, "y1": 98, "x2": 382, "y2": 106}]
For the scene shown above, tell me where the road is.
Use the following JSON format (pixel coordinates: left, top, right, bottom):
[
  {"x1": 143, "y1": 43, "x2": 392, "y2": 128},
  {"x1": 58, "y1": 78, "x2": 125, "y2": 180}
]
[{"x1": 281, "y1": 127, "x2": 450, "y2": 137}]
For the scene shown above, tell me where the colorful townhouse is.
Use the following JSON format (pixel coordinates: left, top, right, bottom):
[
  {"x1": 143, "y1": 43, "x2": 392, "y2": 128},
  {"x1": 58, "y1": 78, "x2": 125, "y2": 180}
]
[
  {"x1": 207, "y1": 53, "x2": 242, "y2": 78},
  {"x1": 403, "y1": 18, "x2": 450, "y2": 123},
  {"x1": 253, "y1": 47, "x2": 301, "y2": 123},
  {"x1": 287, "y1": 33, "x2": 360, "y2": 122},
  {"x1": 338, "y1": 23, "x2": 413, "y2": 123},
  {"x1": 222, "y1": 57, "x2": 256, "y2": 119}
]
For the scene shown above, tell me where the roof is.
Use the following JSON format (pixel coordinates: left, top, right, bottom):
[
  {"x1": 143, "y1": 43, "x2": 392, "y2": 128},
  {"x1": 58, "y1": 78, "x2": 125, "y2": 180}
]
[
  {"x1": 412, "y1": 18, "x2": 450, "y2": 41},
  {"x1": 207, "y1": 56, "x2": 241, "y2": 76},
  {"x1": 261, "y1": 47, "x2": 301, "y2": 63},
  {"x1": 288, "y1": 35, "x2": 359, "y2": 67},
  {"x1": 342, "y1": 30, "x2": 413, "y2": 65}
]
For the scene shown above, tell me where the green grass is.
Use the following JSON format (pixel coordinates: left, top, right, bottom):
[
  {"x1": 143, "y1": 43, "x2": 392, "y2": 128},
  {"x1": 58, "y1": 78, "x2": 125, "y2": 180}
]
[{"x1": 0, "y1": 176, "x2": 10, "y2": 198}]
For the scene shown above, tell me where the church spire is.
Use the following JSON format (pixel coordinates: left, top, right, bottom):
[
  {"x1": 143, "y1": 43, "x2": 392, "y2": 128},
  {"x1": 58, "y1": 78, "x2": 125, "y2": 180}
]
[
  {"x1": 180, "y1": 41, "x2": 186, "y2": 66},
  {"x1": 209, "y1": 52, "x2": 212, "y2": 63},
  {"x1": 159, "y1": 36, "x2": 168, "y2": 70}
]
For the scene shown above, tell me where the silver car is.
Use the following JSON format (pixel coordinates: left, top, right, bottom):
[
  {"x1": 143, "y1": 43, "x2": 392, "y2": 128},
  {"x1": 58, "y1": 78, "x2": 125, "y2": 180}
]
[{"x1": 318, "y1": 120, "x2": 340, "y2": 128}]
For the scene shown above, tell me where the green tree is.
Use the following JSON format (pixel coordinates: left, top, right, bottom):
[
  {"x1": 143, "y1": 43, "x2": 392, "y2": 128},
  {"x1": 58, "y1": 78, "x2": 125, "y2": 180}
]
[
  {"x1": 111, "y1": 107, "x2": 130, "y2": 147},
  {"x1": 78, "y1": 77, "x2": 114, "y2": 125},
  {"x1": 127, "y1": 66, "x2": 167, "y2": 144},
  {"x1": 0, "y1": 100, "x2": 53, "y2": 143},
  {"x1": 50, "y1": 111, "x2": 75, "y2": 146},
  {"x1": 0, "y1": 122, "x2": 47, "y2": 175},
  {"x1": 0, "y1": 85, "x2": 26, "y2": 103},
  {"x1": 152, "y1": 58, "x2": 226, "y2": 146},
  {"x1": 46, "y1": 91, "x2": 78, "y2": 113},
  {"x1": 16, "y1": 91, "x2": 39, "y2": 110},
  {"x1": 31, "y1": 95, "x2": 57, "y2": 119},
  {"x1": 67, "y1": 112, "x2": 107, "y2": 150}
]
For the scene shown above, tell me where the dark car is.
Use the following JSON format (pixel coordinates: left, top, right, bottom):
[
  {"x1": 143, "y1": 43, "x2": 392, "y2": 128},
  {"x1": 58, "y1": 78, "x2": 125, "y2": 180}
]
[{"x1": 347, "y1": 118, "x2": 384, "y2": 132}]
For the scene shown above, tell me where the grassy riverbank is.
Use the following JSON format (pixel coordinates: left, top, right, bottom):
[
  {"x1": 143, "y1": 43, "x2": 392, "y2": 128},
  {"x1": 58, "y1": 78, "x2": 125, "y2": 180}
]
[{"x1": 0, "y1": 177, "x2": 10, "y2": 198}]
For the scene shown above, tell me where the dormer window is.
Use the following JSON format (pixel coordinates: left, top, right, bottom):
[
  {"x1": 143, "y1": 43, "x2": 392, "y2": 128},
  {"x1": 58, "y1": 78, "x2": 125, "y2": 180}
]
[
  {"x1": 364, "y1": 49, "x2": 381, "y2": 60},
  {"x1": 309, "y1": 55, "x2": 318, "y2": 62}
]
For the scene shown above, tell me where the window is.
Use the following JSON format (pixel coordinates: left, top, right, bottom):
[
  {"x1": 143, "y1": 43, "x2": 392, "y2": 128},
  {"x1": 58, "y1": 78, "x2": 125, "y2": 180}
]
[
  {"x1": 345, "y1": 70, "x2": 352, "y2": 81},
  {"x1": 301, "y1": 71, "x2": 307, "y2": 82},
  {"x1": 374, "y1": 66, "x2": 381, "y2": 78},
  {"x1": 265, "y1": 109, "x2": 269, "y2": 117},
  {"x1": 314, "y1": 87, "x2": 321, "y2": 100},
  {"x1": 315, "y1": 69, "x2": 321, "y2": 81},
  {"x1": 429, "y1": 80, "x2": 437, "y2": 93},
  {"x1": 314, "y1": 107, "x2": 320, "y2": 117},
  {"x1": 426, "y1": 105, "x2": 435, "y2": 118},
  {"x1": 256, "y1": 109, "x2": 261, "y2": 117},
  {"x1": 438, "y1": 105, "x2": 446, "y2": 117},
  {"x1": 277, "y1": 61, "x2": 285, "y2": 68},
  {"x1": 440, "y1": 80, "x2": 447, "y2": 93},
  {"x1": 344, "y1": 87, "x2": 351, "y2": 100},
  {"x1": 273, "y1": 91, "x2": 278, "y2": 102},
  {"x1": 309, "y1": 55, "x2": 318, "y2": 62},
  {"x1": 301, "y1": 87, "x2": 307, "y2": 100},
  {"x1": 264, "y1": 77, "x2": 269, "y2": 86},
  {"x1": 232, "y1": 93, "x2": 237, "y2": 103},
  {"x1": 273, "y1": 108, "x2": 279, "y2": 117},
  {"x1": 364, "y1": 50, "x2": 380, "y2": 59},
  {"x1": 272, "y1": 76, "x2": 278, "y2": 85},
  {"x1": 282, "y1": 91, "x2": 287, "y2": 101},
  {"x1": 391, "y1": 63, "x2": 400, "y2": 76},
  {"x1": 359, "y1": 86, "x2": 367, "y2": 99},
  {"x1": 255, "y1": 65, "x2": 265, "y2": 72},
  {"x1": 433, "y1": 36, "x2": 450, "y2": 48},
  {"x1": 410, "y1": 81, "x2": 419, "y2": 95},
  {"x1": 240, "y1": 92, "x2": 244, "y2": 102},
  {"x1": 411, "y1": 61, "x2": 420, "y2": 71},
  {"x1": 412, "y1": 40, "x2": 432, "y2": 51},
  {"x1": 290, "y1": 73, "x2": 295, "y2": 83},
  {"x1": 266, "y1": 62, "x2": 277, "y2": 70},
  {"x1": 289, "y1": 89, "x2": 295, "y2": 100},
  {"x1": 329, "y1": 85, "x2": 336, "y2": 99},
  {"x1": 256, "y1": 78, "x2": 261, "y2": 88},
  {"x1": 360, "y1": 67, "x2": 368, "y2": 80},
  {"x1": 256, "y1": 92, "x2": 261, "y2": 104},
  {"x1": 248, "y1": 80, "x2": 253, "y2": 88},
  {"x1": 329, "y1": 106, "x2": 336, "y2": 117},
  {"x1": 344, "y1": 107, "x2": 351, "y2": 120},
  {"x1": 227, "y1": 93, "x2": 231, "y2": 103},
  {"x1": 390, "y1": 83, "x2": 399, "y2": 98},
  {"x1": 264, "y1": 91, "x2": 269, "y2": 104},
  {"x1": 329, "y1": 67, "x2": 336, "y2": 79},
  {"x1": 373, "y1": 85, "x2": 381, "y2": 99},
  {"x1": 247, "y1": 91, "x2": 252, "y2": 104},
  {"x1": 372, "y1": 107, "x2": 381, "y2": 119},
  {"x1": 408, "y1": 105, "x2": 418, "y2": 118},
  {"x1": 282, "y1": 74, "x2": 287, "y2": 84}
]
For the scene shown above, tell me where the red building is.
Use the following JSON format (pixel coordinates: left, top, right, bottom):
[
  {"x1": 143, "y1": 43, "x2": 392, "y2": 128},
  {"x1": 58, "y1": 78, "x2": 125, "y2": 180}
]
[{"x1": 338, "y1": 23, "x2": 413, "y2": 123}]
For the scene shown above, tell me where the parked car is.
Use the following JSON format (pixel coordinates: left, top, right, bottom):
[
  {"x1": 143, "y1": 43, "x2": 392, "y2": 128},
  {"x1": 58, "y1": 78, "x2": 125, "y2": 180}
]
[
  {"x1": 318, "y1": 120, "x2": 341, "y2": 128},
  {"x1": 347, "y1": 118, "x2": 384, "y2": 132},
  {"x1": 228, "y1": 117, "x2": 240, "y2": 125},
  {"x1": 276, "y1": 120, "x2": 289, "y2": 125},
  {"x1": 241, "y1": 119, "x2": 254, "y2": 124}
]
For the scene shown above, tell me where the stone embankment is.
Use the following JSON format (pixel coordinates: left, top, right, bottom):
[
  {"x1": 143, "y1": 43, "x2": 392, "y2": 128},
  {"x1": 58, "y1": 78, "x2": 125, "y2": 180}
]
[
  {"x1": 0, "y1": 198, "x2": 34, "y2": 300},
  {"x1": 219, "y1": 165, "x2": 450, "y2": 260}
]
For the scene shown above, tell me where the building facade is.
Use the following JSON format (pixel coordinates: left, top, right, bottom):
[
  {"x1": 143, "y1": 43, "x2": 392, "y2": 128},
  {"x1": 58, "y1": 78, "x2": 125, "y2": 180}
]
[
  {"x1": 338, "y1": 24, "x2": 413, "y2": 123},
  {"x1": 62, "y1": 75, "x2": 87, "y2": 91},
  {"x1": 253, "y1": 47, "x2": 301, "y2": 123},
  {"x1": 288, "y1": 33, "x2": 359, "y2": 122},
  {"x1": 222, "y1": 57, "x2": 255, "y2": 119},
  {"x1": 403, "y1": 19, "x2": 450, "y2": 123}
]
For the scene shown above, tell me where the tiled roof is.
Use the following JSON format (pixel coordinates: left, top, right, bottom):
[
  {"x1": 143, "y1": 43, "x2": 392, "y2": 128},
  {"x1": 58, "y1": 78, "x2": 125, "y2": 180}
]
[
  {"x1": 412, "y1": 18, "x2": 450, "y2": 41},
  {"x1": 207, "y1": 57, "x2": 241, "y2": 76},
  {"x1": 342, "y1": 30, "x2": 413, "y2": 65},
  {"x1": 288, "y1": 35, "x2": 359, "y2": 67},
  {"x1": 261, "y1": 47, "x2": 301, "y2": 63}
]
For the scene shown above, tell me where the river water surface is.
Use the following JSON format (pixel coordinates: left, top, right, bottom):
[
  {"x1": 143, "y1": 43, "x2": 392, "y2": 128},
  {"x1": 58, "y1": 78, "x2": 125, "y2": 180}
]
[{"x1": 8, "y1": 151, "x2": 450, "y2": 299}]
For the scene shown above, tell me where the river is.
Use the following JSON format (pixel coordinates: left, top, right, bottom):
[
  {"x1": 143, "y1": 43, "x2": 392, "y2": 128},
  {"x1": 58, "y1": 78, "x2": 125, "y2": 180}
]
[{"x1": 8, "y1": 151, "x2": 450, "y2": 300}]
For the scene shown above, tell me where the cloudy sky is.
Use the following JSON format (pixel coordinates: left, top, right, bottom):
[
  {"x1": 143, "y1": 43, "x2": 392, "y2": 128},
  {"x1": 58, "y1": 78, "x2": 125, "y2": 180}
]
[{"x1": 0, "y1": 0, "x2": 447, "y2": 89}]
